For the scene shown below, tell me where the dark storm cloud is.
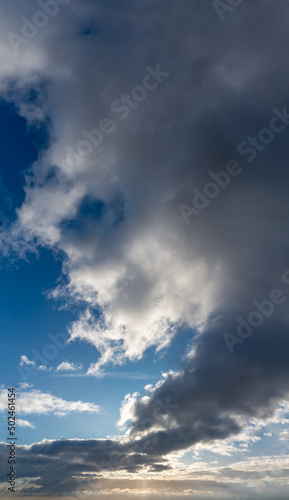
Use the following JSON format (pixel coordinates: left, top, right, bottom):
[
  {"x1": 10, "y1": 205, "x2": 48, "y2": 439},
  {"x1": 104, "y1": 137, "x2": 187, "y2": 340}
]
[
  {"x1": 127, "y1": 316, "x2": 289, "y2": 452},
  {"x1": 114, "y1": 0, "x2": 289, "y2": 460}
]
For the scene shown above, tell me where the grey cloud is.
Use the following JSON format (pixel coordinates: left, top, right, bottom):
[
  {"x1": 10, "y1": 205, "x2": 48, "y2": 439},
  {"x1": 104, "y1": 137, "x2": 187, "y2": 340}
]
[
  {"x1": 1, "y1": 439, "x2": 289, "y2": 498},
  {"x1": 0, "y1": 439, "x2": 170, "y2": 496}
]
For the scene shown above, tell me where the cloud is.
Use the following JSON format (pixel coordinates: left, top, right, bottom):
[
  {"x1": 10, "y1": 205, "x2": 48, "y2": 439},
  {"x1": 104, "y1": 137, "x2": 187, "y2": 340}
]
[
  {"x1": 56, "y1": 361, "x2": 83, "y2": 372},
  {"x1": 118, "y1": 392, "x2": 139, "y2": 429},
  {"x1": 18, "y1": 382, "x2": 33, "y2": 389},
  {"x1": 20, "y1": 355, "x2": 36, "y2": 367},
  {"x1": 17, "y1": 419, "x2": 35, "y2": 429},
  {"x1": 0, "y1": 438, "x2": 288, "y2": 498},
  {"x1": 38, "y1": 365, "x2": 53, "y2": 372},
  {"x1": 19, "y1": 355, "x2": 53, "y2": 373},
  {"x1": 0, "y1": 388, "x2": 99, "y2": 416},
  {"x1": 0, "y1": 437, "x2": 171, "y2": 496},
  {"x1": 120, "y1": 317, "x2": 289, "y2": 457}
]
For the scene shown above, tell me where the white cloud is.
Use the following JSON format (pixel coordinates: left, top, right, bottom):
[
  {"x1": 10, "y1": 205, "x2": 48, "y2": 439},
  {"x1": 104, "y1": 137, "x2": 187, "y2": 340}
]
[
  {"x1": 38, "y1": 365, "x2": 53, "y2": 372},
  {"x1": 265, "y1": 400, "x2": 289, "y2": 425},
  {"x1": 0, "y1": 388, "x2": 99, "y2": 416},
  {"x1": 19, "y1": 356, "x2": 52, "y2": 372},
  {"x1": 56, "y1": 361, "x2": 83, "y2": 372},
  {"x1": 19, "y1": 382, "x2": 33, "y2": 389},
  {"x1": 38, "y1": 365, "x2": 52, "y2": 372},
  {"x1": 20, "y1": 355, "x2": 36, "y2": 367},
  {"x1": 17, "y1": 419, "x2": 35, "y2": 429},
  {"x1": 192, "y1": 419, "x2": 263, "y2": 457},
  {"x1": 118, "y1": 392, "x2": 139, "y2": 429}
]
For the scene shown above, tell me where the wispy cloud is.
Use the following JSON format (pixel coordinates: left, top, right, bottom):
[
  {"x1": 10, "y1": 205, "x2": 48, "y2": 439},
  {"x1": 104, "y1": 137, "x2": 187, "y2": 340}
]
[
  {"x1": 0, "y1": 388, "x2": 99, "y2": 416},
  {"x1": 56, "y1": 361, "x2": 83, "y2": 372},
  {"x1": 20, "y1": 355, "x2": 36, "y2": 367},
  {"x1": 17, "y1": 419, "x2": 35, "y2": 429}
]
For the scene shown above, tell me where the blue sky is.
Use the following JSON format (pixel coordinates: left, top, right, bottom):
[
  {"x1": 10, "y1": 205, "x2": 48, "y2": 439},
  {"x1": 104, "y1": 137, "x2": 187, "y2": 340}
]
[{"x1": 1, "y1": 1, "x2": 289, "y2": 499}]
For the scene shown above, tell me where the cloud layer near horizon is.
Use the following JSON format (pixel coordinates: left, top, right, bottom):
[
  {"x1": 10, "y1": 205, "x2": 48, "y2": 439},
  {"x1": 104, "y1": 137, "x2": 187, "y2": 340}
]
[{"x1": 1, "y1": 437, "x2": 289, "y2": 499}]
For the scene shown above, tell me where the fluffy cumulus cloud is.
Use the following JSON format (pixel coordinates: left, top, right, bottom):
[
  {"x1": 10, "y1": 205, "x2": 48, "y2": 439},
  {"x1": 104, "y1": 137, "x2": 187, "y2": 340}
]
[{"x1": 1, "y1": 0, "x2": 289, "y2": 497}]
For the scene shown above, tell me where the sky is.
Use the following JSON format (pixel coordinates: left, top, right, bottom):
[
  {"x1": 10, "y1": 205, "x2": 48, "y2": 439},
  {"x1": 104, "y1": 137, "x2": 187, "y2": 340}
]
[{"x1": 0, "y1": 0, "x2": 289, "y2": 498}]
